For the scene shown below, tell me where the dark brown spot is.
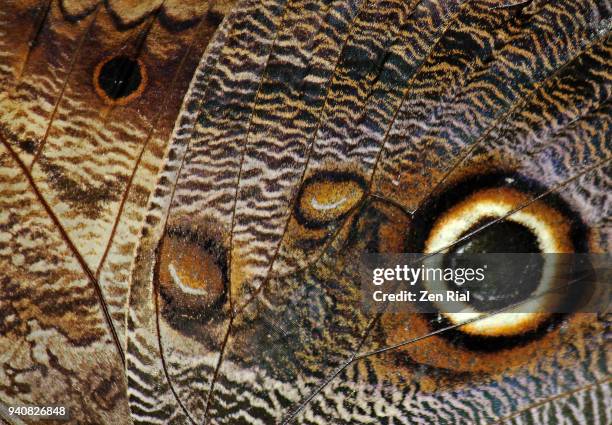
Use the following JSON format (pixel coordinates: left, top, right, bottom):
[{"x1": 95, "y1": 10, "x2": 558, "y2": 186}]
[
  {"x1": 206, "y1": 10, "x2": 224, "y2": 27},
  {"x1": 40, "y1": 162, "x2": 121, "y2": 219},
  {"x1": 19, "y1": 139, "x2": 37, "y2": 154}
]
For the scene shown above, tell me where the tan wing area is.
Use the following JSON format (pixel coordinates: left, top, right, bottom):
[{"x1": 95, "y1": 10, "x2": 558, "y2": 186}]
[{"x1": 0, "y1": 0, "x2": 234, "y2": 422}]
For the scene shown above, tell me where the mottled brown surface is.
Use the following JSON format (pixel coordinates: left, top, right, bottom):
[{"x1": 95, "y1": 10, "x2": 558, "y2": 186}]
[{"x1": 1, "y1": 0, "x2": 610, "y2": 424}]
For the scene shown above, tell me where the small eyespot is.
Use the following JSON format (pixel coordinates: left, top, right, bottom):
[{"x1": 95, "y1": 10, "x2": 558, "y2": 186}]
[
  {"x1": 295, "y1": 171, "x2": 366, "y2": 229},
  {"x1": 94, "y1": 55, "x2": 147, "y2": 105},
  {"x1": 275, "y1": 170, "x2": 368, "y2": 273},
  {"x1": 155, "y1": 227, "x2": 227, "y2": 324}
]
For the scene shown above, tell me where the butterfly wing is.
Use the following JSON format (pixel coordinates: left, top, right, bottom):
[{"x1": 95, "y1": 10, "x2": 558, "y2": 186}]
[
  {"x1": 127, "y1": 0, "x2": 611, "y2": 424},
  {"x1": 1, "y1": 0, "x2": 610, "y2": 424}
]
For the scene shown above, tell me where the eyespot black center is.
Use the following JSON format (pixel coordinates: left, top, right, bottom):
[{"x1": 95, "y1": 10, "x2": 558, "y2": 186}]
[
  {"x1": 96, "y1": 56, "x2": 144, "y2": 102},
  {"x1": 446, "y1": 221, "x2": 543, "y2": 311},
  {"x1": 451, "y1": 220, "x2": 540, "y2": 254}
]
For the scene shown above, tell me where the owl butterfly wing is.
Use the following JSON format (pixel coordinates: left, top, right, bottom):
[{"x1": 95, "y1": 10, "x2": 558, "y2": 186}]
[
  {"x1": 0, "y1": 0, "x2": 233, "y2": 423},
  {"x1": 128, "y1": 0, "x2": 611, "y2": 424}
]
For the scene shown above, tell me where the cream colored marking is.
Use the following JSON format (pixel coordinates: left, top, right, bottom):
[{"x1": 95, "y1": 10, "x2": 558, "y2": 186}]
[
  {"x1": 168, "y1": 263, "x2": 208, "y2": 296},
  {"x1": 310, "y1": 196, "x2": 347, "y2": 211}
]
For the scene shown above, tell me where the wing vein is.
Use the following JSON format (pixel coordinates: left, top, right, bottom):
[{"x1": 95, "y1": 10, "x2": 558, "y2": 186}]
[
  {"x1": 233, "y1": 0, "x2": 376, "y2": 313},
  {"x1": 489, "y1": 377, "x2": 612, "y2": 425},
  {"x1": 95, "y1": 6, "x2": 209, "y2": 278},
  {"x1": 410, "y1": 30, "x2": 612, "y2": 215}
]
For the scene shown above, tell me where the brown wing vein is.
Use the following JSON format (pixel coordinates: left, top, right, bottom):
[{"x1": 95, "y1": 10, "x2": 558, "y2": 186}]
[
  {"x1": 96, "y1": 4, "x2": 207, "y2": 278},
  {"x1": 13, "y1": 0, "x2": 54, "y2": 84}
]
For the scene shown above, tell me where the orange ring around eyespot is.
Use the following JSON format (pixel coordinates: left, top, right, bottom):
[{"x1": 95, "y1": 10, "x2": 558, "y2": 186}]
[
  {"x1": 374, "y1": 311, "x2": 596, "y2": 377},
  {"x1": 93, "y1": 55, "x2": 148, "y2": 106}
]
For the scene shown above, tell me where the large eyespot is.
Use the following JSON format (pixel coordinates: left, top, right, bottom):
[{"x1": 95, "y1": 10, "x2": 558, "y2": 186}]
[
  {"x1": 416, "y1": 179, "x2": 574, "y2": 337},
  {"x1": 94, "y1": 55, "x2": 147, "y2": 105},
  {"x1": 376, "y1": 174, "x2": 592, "y2": 375},
  {"x1": 155, "y1": 226, "x2": 228, "y2": 326},
  {"x1": 295, "y1": 171, "x2": 366, "y2": 229},
  {"x1": 422, "y1": 185, "x2": 576, "y2": 338}
]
